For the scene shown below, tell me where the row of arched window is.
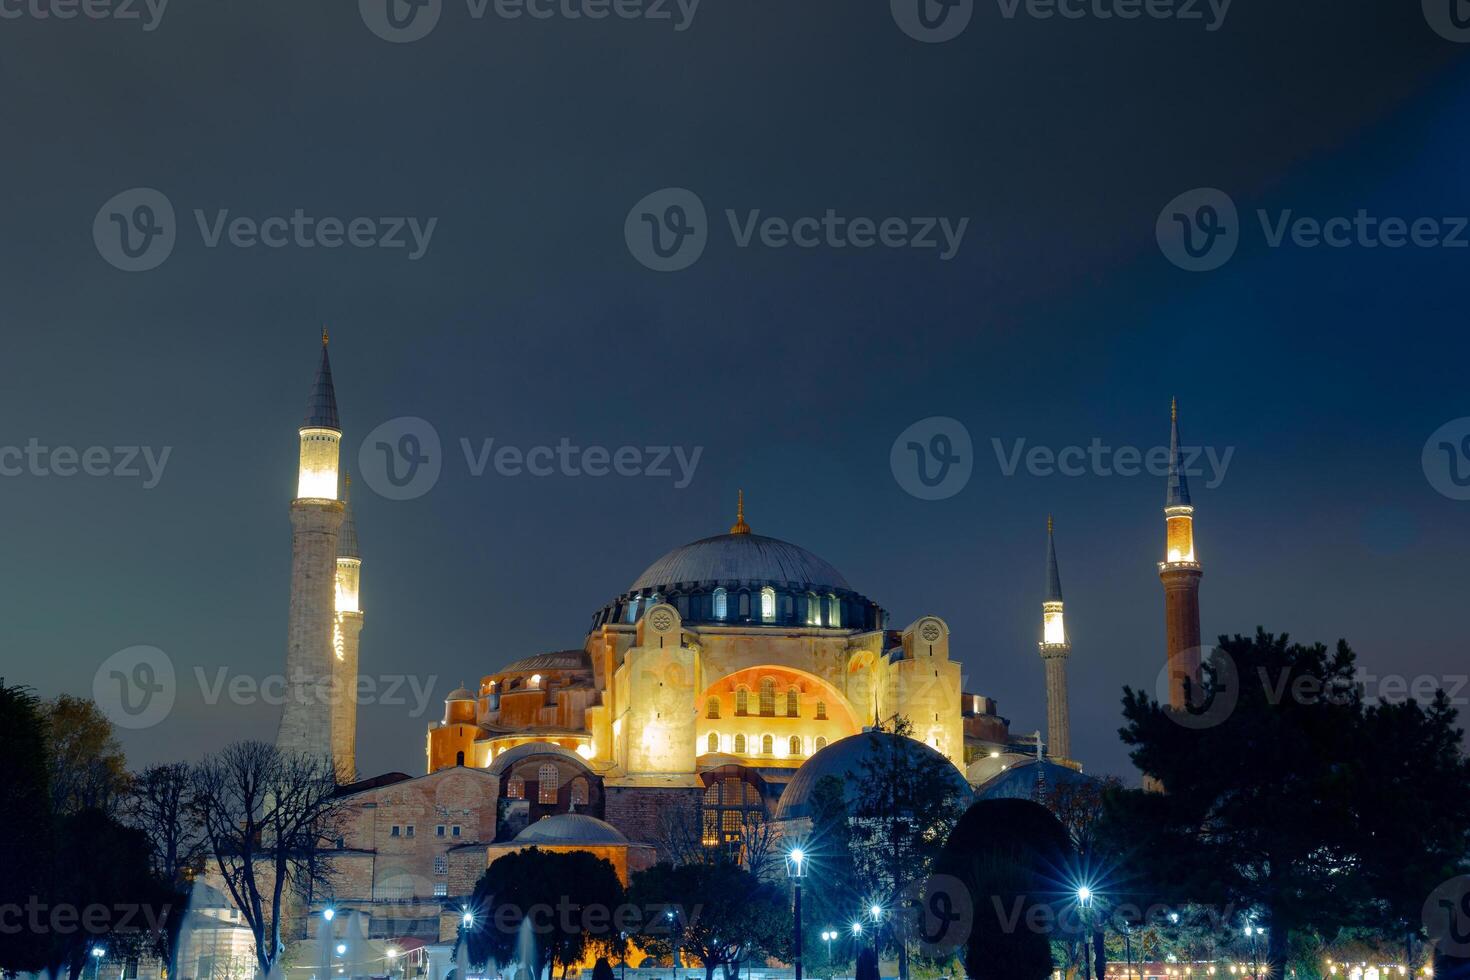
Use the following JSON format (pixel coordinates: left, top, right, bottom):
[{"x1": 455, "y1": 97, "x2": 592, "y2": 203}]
[
  {"x1": 595, "y1": 584, "x2": 878, "y2": 631},
  {"x1": 709, "y1": 683, "x2": 826, "y2": 720},
  {"x1": 703, "y1": 732, "x2": 829, "y2": 756},
  {"x1": 504, "y1": 766, "x2": 590, "y2": 806}
]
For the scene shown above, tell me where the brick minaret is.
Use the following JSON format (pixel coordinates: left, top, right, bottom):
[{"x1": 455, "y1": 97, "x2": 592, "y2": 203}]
[
  {"x1": 1158, "y1": 398, "x2": 1203, "y2": 709},
  {"x1": 332, "y1": 473, "x2": 364, "y2": 780},
  {"x1": 277, "y1": 331, "x2": 347, "y2": 774},
  {"x1": 1038, "y1": 515, "x2": 1072, "y2": 761}
]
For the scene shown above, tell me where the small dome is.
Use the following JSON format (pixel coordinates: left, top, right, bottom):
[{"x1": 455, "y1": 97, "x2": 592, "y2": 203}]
[
  {"x1": 972, "y1": 758, "x2": 1095, "y2": 801},
  {"x1": 775, "y1": 731, "x2": 970, "y2": 821},
  {"x1": 514, "y1": 813, "x2": 628, "y2": 846},
  {"x1": 445, "y1": 686, "x2": 475, "y2": 702},
  {"x1": 631, "y1": 533, "x2": 851, "y2": 593}
]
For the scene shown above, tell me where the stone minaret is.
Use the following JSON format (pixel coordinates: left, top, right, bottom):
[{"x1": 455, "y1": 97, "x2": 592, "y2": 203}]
[
  {"x1": 331, "y1": 473, "x2": 364, "y2": 780},
  {"x1": 1159, "y1": 397, "x2": 1203, "y2": 709},
  {"x1": 1038, "y1": 516, "x2": 1072, "y2": 762},
  {"x1": 276, "y1": 331, "x2": 347, "y2": 775}
]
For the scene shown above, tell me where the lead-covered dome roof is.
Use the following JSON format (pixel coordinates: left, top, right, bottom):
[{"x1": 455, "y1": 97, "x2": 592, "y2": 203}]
[
  {"x1": 775, "y1": 731, "x2": 971, "y2": 821},
  {"x1": 631, "y1": 532, "x2": 851, "y2": 592}
]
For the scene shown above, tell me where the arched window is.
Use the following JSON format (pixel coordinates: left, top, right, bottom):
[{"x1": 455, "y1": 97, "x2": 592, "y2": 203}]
[
  {"x1": 455, "y1": 750, "x2": 465, "y2": 766},
  {"x1": 713, "y1": 588, "x2": 727, "y2": 620},
  {"x1": 506, "y1": 775, "x2": 525, "y2": 799},
  {"x1": 761, "y1": 734, "x2": 774, "y2": 755},
  {"x1": 760, "y1": 587, "x2": 776, "y2": 622},
  {"x1": 789, "y1": 735, "x2": 802, "y2": 756},
  {"x1": 537, "y1": 764, "x2": 559, "y2": 804},
  {"x1": 806, "y1": 592, "x2": 820, "y2": 625},
  {"x1": 827, "y1": 594, "x2": 841, "y2": 627},
  {"x1": 735, "y1": 688, "x2": 749, "y2": 715},
  {"x1": 734, "y1": 734, "x2": 746, "y2": 754},
  {"x1": 816, "y1": 700, "x2": 827, "y2": 720},
  {"x1": 701, "y1": 776, "x2": 765, "y2": 854},
  {"x1": 626, "y1": 596, "x2": 640, "y2": 623},
  {"x1": 786, "y1": 688, "x2": 799, "y2": 717},
  {"x1": 569, "y1": 777, "x2": 589, "y2": 807},
  {"x1": 707, "y1": 697, "x2": 721, "y2": 719},
  {"x1": 759, "y1": 679, "x2": 775, "y2": 716},
  {"x1": 707, "y1": 732, "x2": 719, "y2": 754},
  {"x1": 815, "y1": 736, "x2": 828, "y2": 750}
]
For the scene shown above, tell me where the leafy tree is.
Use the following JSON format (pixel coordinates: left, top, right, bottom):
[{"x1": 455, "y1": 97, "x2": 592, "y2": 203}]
[
  {"x1": 47, "y1": 808, "x2": 175, "y2": 980},
  {"x1": 1114, "y1": 629, "x2": 1470, "y2": 978},
  {"x1": 932, "y1": 798, "x2": 1073, "y2": 980},
  {"x1": 45, "y1": 694, "x2": 131, "y2": 814},
  {"x1": 846, "y1": 719, "x2": 967, "y2": 979},
  {"x1": 800, "y1": 775, "x2": 862, "y2": 973},
  {"x1": 627, "y1": 860, "x2": 788, "y2": 980},
  {"x1": 0, "y1": 681, "x2": 55, "y2": 975},
  {"x1": 466, "y1": 847, "x2": 626, "y2": 980},
  {"x1": 192, "y1": 741, "x2": 345, "y2": 978}
]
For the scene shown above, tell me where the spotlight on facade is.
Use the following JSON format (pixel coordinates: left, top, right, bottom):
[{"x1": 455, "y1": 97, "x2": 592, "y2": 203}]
[{"x1": 336, "y1": 945, "x2": 347, "y2": 956}]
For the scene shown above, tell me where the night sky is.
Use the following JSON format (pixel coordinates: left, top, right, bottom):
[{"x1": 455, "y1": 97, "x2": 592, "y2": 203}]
[{"x1": 2, "y1": 0, "x2": 1469, "y2": 783}]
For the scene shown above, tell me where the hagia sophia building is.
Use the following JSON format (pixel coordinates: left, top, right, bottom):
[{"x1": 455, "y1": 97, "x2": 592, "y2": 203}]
[{"x1": 265, "y1": 335, "x2": 1205, "y2": 954}]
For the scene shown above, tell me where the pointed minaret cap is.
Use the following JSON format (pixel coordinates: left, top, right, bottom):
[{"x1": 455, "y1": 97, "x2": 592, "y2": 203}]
[
  {"x1": 304, "y1": 328, "x2": 341, "y2": 431},
  {"x1": 1165, "y1": 396, "x2": 1191, "y2": 507},
  {"x1": 338, "y1": 473, "x2": 361, "y2": 559},
  {"x1": 1045, "y1": 515, "x2": 1063, "y2": 602},
  {"x1": 729, "y1": 490, "x2": 751, "y2": 535}
]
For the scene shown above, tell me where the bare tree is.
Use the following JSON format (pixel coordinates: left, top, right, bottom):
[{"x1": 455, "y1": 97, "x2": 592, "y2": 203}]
[
  {"x1": 192, "y1": 742, "x2": 345, "y2": 978},
  {"x1": 655, "y1": 798, "x2": 778, "y2": 876},
  {"x1": 128, "y1": 762, "x2": 207, "y2": 887}
]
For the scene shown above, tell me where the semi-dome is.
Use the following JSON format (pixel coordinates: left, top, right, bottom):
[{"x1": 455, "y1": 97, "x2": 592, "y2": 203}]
[
  {"x1": 631, "y1": 532, "x2": 851, "y2": 593},
  {"x1": 775, "y1": 731, "x2": 971, "y2": 821},
  {"x1": 514, "y1": 813, "x2": 629, "y2": 846},
  {"x1": 486, "y1": 742, "x2": 588, "y2": 776},
  {"x1": 499, "y1": 650, "x2": 591, "y2": 674}
]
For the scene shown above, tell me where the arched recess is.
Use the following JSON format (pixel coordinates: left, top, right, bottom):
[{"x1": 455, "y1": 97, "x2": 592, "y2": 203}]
[{"x1": 696, "y1": 665, "x2": 862, "y2": 767}]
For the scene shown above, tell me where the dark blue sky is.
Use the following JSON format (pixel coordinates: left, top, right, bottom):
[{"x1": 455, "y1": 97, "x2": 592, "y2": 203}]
[{"x1": 2, "y1": 0, "x2": 1468, "y2": 782}]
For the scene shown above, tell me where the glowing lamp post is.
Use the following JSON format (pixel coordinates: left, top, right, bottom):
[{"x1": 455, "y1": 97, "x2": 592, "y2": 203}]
[
  {"x1": 91, "y1": 947, "x2": 105, "y2": 980},
  {"x1": 821, "y1": 930, "x2": 836, "y2": 980},
  {"x1": 785, "y1": 847, "x2": 807, "y2": 980},
  {"x1": 1077, "y1": 887, "x2": 1095, "y2": 980}
]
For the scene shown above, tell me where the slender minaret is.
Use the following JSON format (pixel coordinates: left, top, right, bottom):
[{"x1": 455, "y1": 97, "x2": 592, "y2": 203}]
[
  {"x1": 331, "y1": 473, "x2": 364, "y2": 780},
  {"x1": 1159, "y1": 397, "x2": 1203, "y2": 709},
  {"x1": 1038, "y1": 516, "x2": 1072, "y2": 762},
  {"x1": 277, "y1": 330, "x2": 346, "y2": 774}
]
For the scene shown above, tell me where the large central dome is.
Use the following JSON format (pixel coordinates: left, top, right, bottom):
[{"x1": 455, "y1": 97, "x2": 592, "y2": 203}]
[{"x1": 631, "y1": 532, "x2": 851, "y2": 592}]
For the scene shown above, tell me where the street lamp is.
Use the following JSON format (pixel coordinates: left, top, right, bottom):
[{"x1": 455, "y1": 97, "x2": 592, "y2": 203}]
[
  {"x1": 785, "y1": 847, "x2": 807, "y2": 980},
  {"x1": 821, "y1": 930, "x2": 836, "y2": 980},
  {"x1": 91, "y1": 947, "x2": 105, "y2": 980},
  {"x1": 1076, "y1": 887, "x2": 1096, "y2": 980}
]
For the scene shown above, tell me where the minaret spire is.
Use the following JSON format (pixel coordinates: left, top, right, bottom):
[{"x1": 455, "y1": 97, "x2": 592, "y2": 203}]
[
  {"x1": 1159, "y1": 398, "x2": 1204, "y2": 712},
  {"x1": 332, "y1": 471, "x2": 365, "y2": 780},
  {"x1": 729, "y1": 489, "x2": 751, "y2": 535},
  {"x1": 279, "y1": 333, "x2": 350, "y2": 781},
  {"x1": 1038, "y1": 516, "x2": 1072, "y2": 762}
]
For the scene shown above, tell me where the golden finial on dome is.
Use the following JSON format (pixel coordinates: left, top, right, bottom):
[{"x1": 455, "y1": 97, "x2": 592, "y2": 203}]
[{"x1": 729, "y1": 489, "x2": 751, "y2": 535}]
